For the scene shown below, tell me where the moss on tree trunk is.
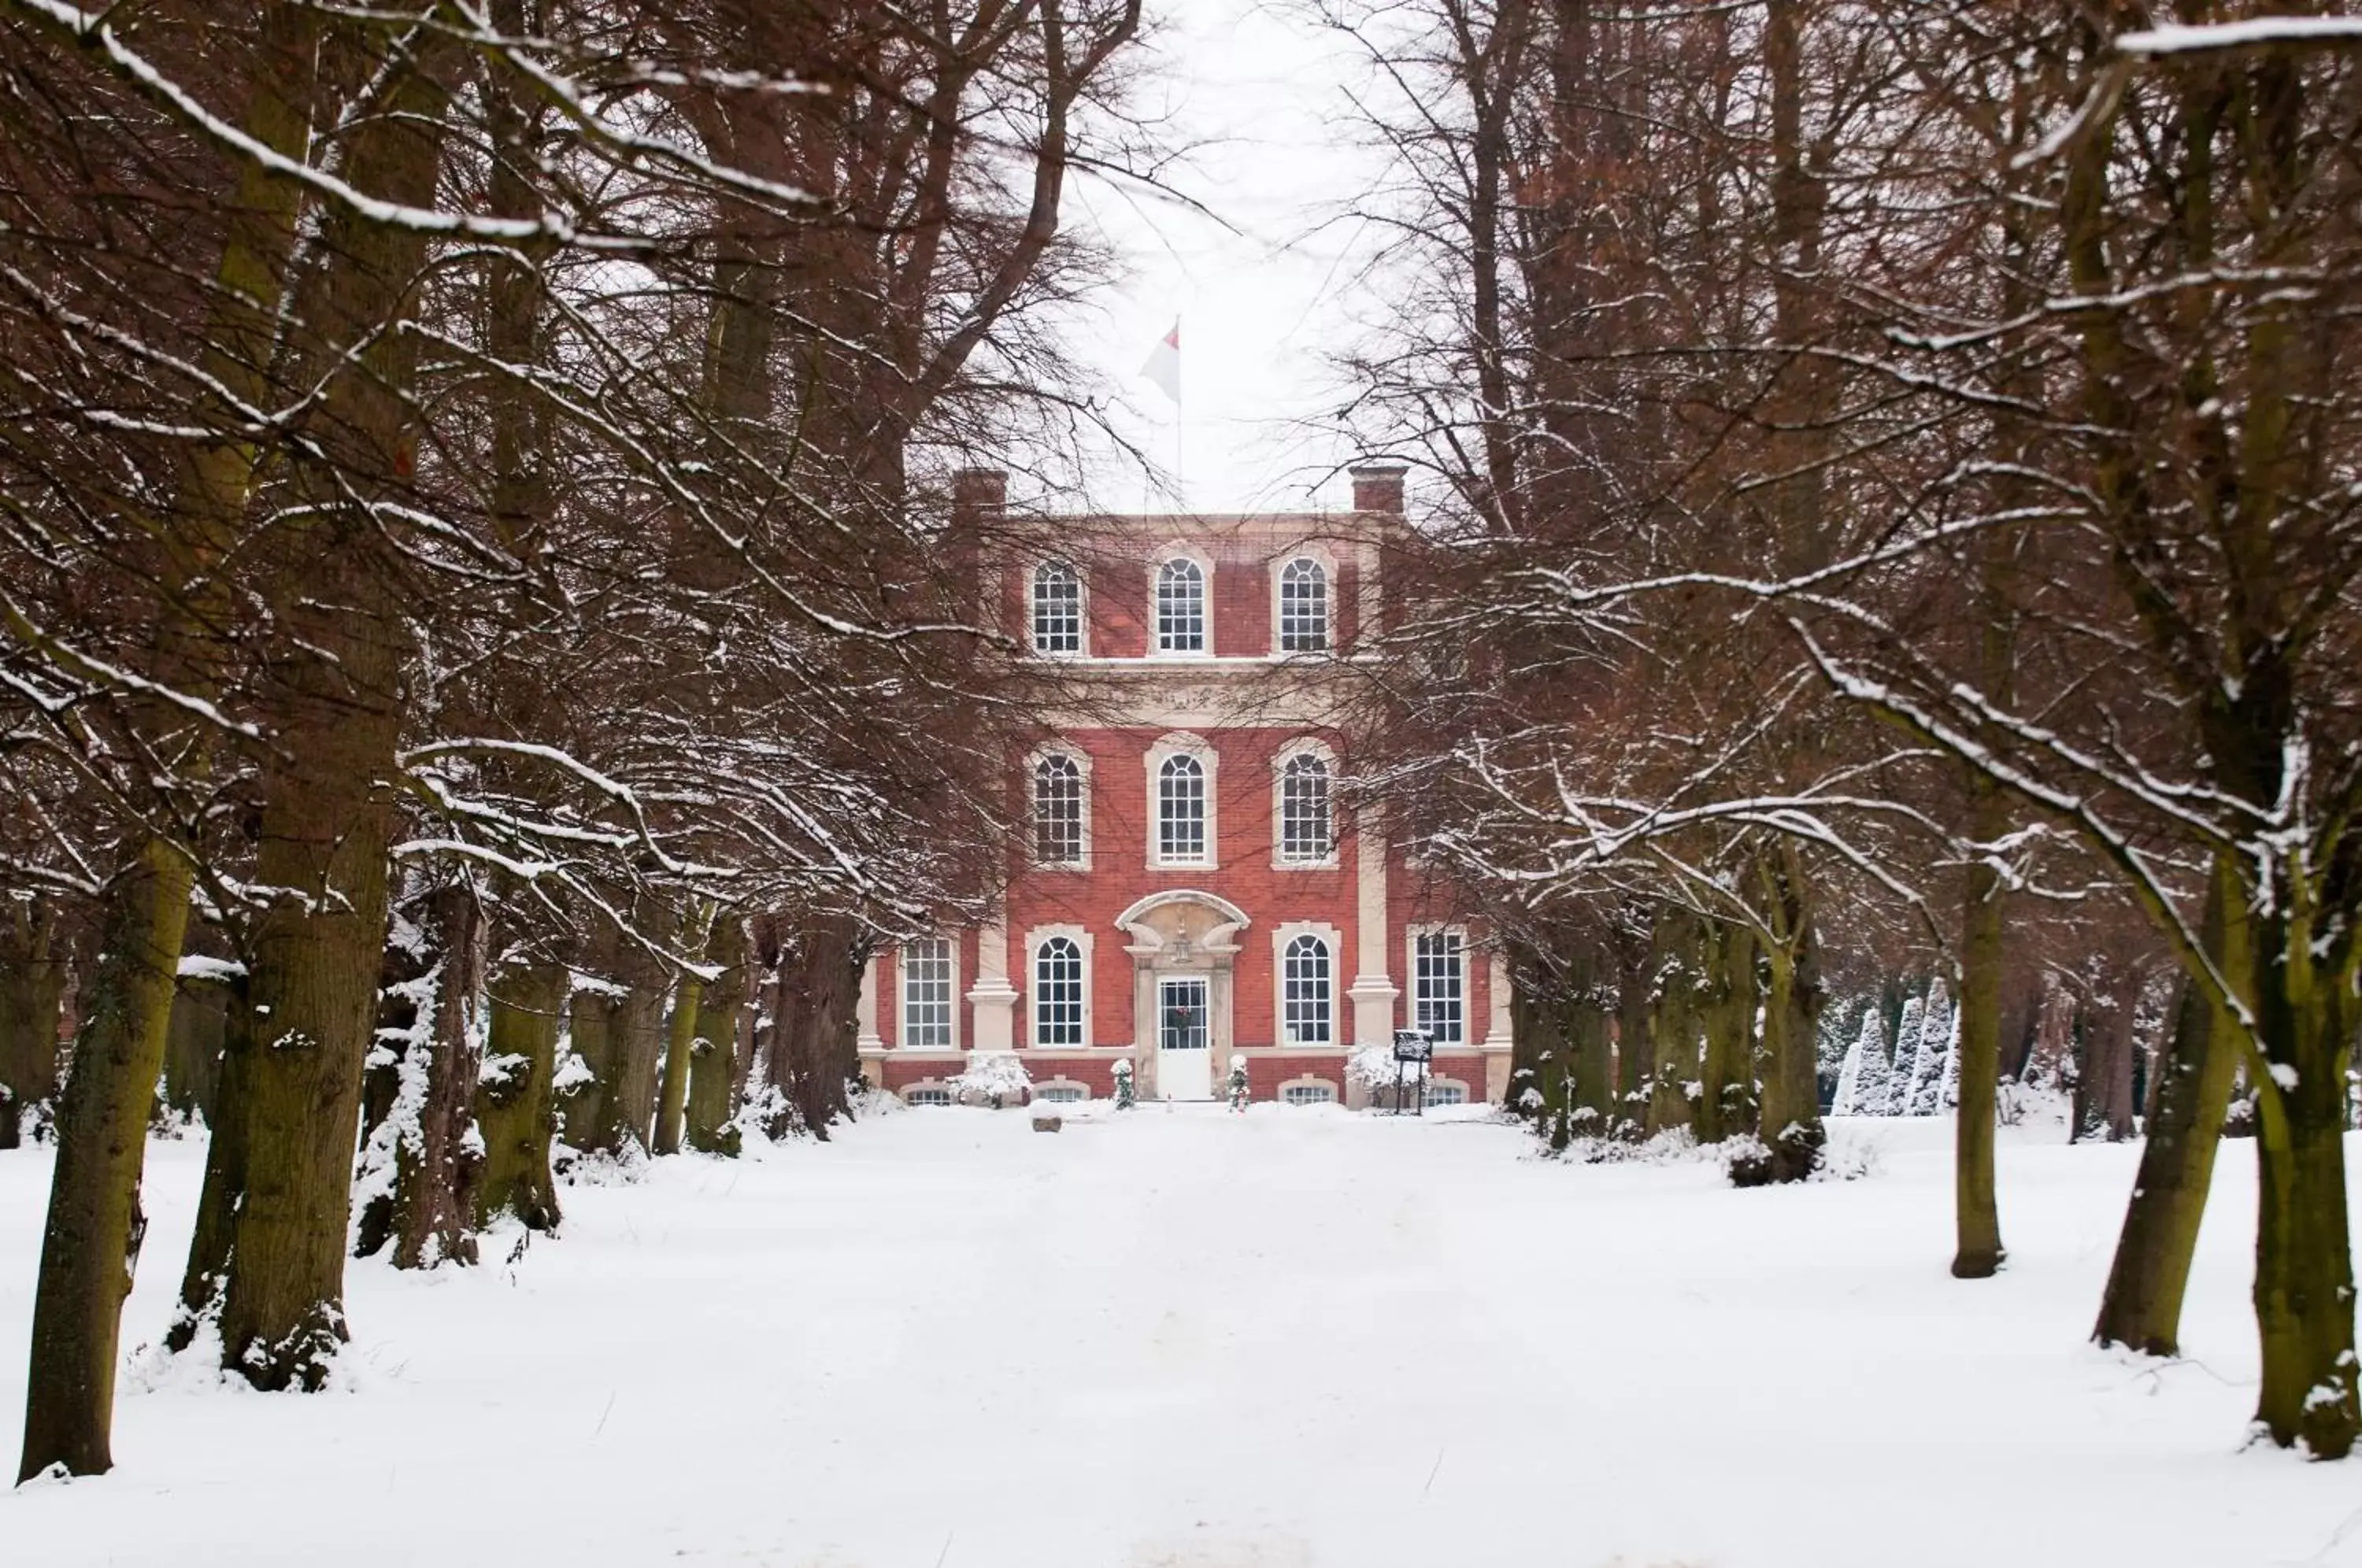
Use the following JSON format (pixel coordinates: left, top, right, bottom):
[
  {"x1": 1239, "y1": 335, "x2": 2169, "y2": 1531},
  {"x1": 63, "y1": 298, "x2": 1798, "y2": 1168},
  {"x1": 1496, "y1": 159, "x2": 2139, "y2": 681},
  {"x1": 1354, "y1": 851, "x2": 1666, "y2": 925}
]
[
  {"x1": 20, "y1": 0, "x2": 317, "y2": 1471},
  {"x1": 196, "y1": 31, "x2": 453, "y2": 1391},
  {"x1": 685, "y1": 916, "x2": 746, "y2": 1156},
  {"x1": 1952, "y1": 779, "x2": 2008, "y2": 1278},
  {"x1": 1644, "y1": 908, "x2": 1698, "y2": 1138},
  {"x1": 0, "y1": 894, "x2": 66, "y2": 1150},
  {"x1": 1695, "y1": 920, "x2": 1758, "y2": 1145},
  {"x1": 474, "y1": 956, "x2": 565, "y2": 1233},
  {"x1": 2094, "y1": 864, "x2": 2240, "y2": 1352},
  {"x1": 1736, "y1": 845, "x2": 1824, "y2": 1186},
  {"x1": 652, "y1": 958, "x2": 705, "y2": 1158},
  {"x1": 161, "y1": 971, "x2": 229, "y2": 1128},
  {"x1": 18, "y1": 846, "x2": 191, "y2": 1480},
  {"x1": 2246, "y1": 887, "x2": 2360, "y2": 1458}
]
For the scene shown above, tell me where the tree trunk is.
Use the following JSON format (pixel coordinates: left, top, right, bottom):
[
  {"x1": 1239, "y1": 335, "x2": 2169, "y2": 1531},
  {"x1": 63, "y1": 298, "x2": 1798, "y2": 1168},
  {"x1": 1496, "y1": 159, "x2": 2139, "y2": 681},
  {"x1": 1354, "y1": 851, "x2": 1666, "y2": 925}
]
[
  {"x1": 652, "y1": 962, "x2": 705, "y2": 1158},
  {"x1": 1565, "y1": 982, "x2": 1616, "y2": 1141},
  {"x1": 0, "y1": 895, "x2": 68, "y2": 1150},
  {"x1": 2074, "y1": 961, "x2": 2142, "y2": 1143},
  {"x1": 2247, "y1": 884, "x2": 2360, "y2": 1458},
  {"x1": 387, "y1": 884, "x2": 486, "y2": 1267},
  {"x1": 197, "y1": 33, "x2": 454, "y2": 1391},
  {"x1": 558, "y1": 959, "x2": 617, "y2": 1154},
  {"x1": 1516, "y1": 978, "x2": 1575, "y2": 1150},
  {"x1": 768, "y1": 914, "x2": 860, "y2": 1138},
  {"x1": 1504, "y1": 945, "x2": 1552, "y2": 1126},
  {"x1": 17, "y1": 847, "x2": 191, "y2": 1481},
  {"x1": 161, "y1": 971, "x2": 229, "y2": 1128},
  {"x1": 1610, "y1": 904, "x2": 1655, "y2": 1140},
  {"x1": 474, "y1": 957, "x2": 566, "y2": 1233},
  {"x1": 2094, "y1": 865, "x2": 2240, "y2": 1353},
  {"x1": 684, "y1": 915, "x2": 746, "y2": 1156},
  {"x1": 1695, "y1": 919, "x2": 1757, "y2": 1144},
  {"x1": 1644, "y1": 908, "x2": 1698, "y2": 1137},
  {"x1": 602, "y1": 937, "x2": 668, "y2": 1159},
  {"x1": 20, "y1": 0, "x2": 317, "y2": 1474},
  {"x1": 1737, "y1": 844, "x2": 1824, "y2": 1185},
  {"x1": 1953, "y1": 778, "x2": 2009, "y2": 1277}
]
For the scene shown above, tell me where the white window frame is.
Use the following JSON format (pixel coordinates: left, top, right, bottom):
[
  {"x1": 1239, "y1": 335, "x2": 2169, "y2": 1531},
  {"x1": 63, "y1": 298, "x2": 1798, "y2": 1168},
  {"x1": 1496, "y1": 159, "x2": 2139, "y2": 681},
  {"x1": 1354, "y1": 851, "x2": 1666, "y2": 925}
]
[
  {"x1": 1030, "y1": 558, "x2": 1086, "y2": 656},
  {"x1": 1027, "y1": 745, "x2": 1092, "y2": 870},
  {"x1": 1279, "y1": 1078, "x2": 1338, "y2": 1106},
  {"x1": 1271, "y1": 545, "x2": 1336, "y2": 655},
  {"x1": 1272, "y1": 739, "x2": 1338, "y2": 868},
  {"x1": 1145, "y1": 732, "x2": 1217, "y2": 870},
  {"x1": 1027, "y1": 924, "x2": 1094, "y2": 1049},
  {"x1": 901, "y1": 1082, "x2": 955, "y2": 1107},
  {"x1": 1150, "y1": 545, "x2": 1214, "y2": 656},
  {"x1": 1272, "y1": 921, "x2": 1342, "y2": 1047},
  {"x1": 898, "y1": 934, "x2": 961, "y2": 1052},
  {"x1": 1407, "y1": 924, "x2": 1469, "y2": 1046}
]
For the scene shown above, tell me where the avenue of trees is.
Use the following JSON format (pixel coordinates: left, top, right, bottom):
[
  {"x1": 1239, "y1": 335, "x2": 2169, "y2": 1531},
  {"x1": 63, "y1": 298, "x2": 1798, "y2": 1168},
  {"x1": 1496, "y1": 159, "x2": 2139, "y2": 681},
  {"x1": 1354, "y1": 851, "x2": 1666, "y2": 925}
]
[
  {"x1": 0, "y1": 0, "x2": 1146, "y2": 1482},
  {"x1": 4, "y1": 0, "x2": 2358, "y2": 1501},
  {"x1": 1323, "y1": 0, "x2": 2362, "y2": 1459}
]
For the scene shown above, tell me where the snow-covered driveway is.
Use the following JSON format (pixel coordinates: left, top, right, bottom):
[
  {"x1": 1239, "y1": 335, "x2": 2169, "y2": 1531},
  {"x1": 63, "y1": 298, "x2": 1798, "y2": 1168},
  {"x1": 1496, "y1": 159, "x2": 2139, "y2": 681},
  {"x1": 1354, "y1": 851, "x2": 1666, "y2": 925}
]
[{"x1": 4, "y1": 1105, "x2": 2358, "y2": 1567}]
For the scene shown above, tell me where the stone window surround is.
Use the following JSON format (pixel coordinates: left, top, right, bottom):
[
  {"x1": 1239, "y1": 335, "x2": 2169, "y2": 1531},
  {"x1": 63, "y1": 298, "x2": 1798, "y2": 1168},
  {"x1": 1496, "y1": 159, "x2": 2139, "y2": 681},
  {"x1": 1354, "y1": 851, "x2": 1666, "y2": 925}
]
[
  {"x1": 898, "y1": 933, "x2": 961, "y2": 1053},
  {"x1": 1026, "y1": 922, "x2": 1095, "y2": 1050},
  {"x1": 1029, "y1": 555, "x2": 1087, "y2": 656},
  {"x1": 1149, "y1": 541, "x2": 1216, "y2": 656},
  {"x1": 1279, "y1": 1075, "x2": 1341, "y2": 1105},
  {"x1": 1027, "y1": 742, "x2": 1093, "y2": 871},
  {"x1": 1271, "y1": 919, "x2": 1345, "y2": 1048},
  {"x1": 1268, "y1": 542, "x2": 1338, "y2": 656},
  {"x1": 1406, "y1": 922, "x2": 1471, "y2": 1045},
  {"x1": 1145, "y1": 730, "x2": 1218, "y2": 871},
  {"x1": 1271, "y1": 736, "x2": 1340, "y2": 869}
]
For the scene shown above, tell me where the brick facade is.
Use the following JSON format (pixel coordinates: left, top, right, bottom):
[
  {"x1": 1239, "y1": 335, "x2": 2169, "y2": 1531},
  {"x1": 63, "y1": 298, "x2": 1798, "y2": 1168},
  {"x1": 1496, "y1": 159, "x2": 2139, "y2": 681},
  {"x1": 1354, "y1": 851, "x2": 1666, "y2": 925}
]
[{"x1": 858, "y1": 471, "x2": 1513, "y2": 1106}]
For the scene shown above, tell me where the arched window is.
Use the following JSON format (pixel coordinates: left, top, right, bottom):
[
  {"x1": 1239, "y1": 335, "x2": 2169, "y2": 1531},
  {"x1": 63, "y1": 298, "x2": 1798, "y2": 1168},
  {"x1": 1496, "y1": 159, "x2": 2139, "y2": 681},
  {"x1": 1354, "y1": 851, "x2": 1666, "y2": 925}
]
[
  {"x1": 1035, "y1": 935, "x2": 1084, "y2": 1047},
  {"x1": 1279, "y1": 752, "x2": 1331, "y2": 862},
  {"x1": 1033, "y1": 753, "x2": 1084, "y2": 865},
  {"x1": 1157, "y1": 753, "x2": 1206, "y2": 864},
  {"x1": 900, "y1": 936, "x2": 954, "y2": 1049},
  {"x1": 1279, "y1": 557, "x2": 1327, "y2": 652},
  {"x1": 1032, "y1": 560, "x2": 1080, "y2": 653},
  {"x1": 1156, "y1": 557, "x2": 1206, "y2": 653},
  {"x1": 1283, "y1": 934, "x2": 1332, "y2": 1045}
]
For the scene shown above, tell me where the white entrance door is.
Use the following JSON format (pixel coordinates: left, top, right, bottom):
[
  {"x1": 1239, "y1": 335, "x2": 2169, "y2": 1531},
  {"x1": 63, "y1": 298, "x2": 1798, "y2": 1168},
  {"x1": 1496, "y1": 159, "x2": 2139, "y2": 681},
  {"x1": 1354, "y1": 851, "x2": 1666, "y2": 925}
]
[{"x1": 1157, "y1": 976, "x2": 1213, "y2": 1100}]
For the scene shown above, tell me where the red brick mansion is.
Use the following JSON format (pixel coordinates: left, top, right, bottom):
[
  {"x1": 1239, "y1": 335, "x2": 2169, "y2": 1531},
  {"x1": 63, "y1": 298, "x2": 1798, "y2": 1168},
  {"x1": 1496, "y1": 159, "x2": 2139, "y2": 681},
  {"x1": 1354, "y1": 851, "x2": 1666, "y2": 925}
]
[{"x1": 857, "y1": 466, "x2": 1508, "y2": 1107}]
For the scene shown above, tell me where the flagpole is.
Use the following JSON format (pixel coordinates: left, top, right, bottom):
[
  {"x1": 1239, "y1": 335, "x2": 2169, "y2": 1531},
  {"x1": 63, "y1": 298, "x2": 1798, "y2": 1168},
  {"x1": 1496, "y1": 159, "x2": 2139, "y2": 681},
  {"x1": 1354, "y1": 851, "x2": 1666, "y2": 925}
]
[
  {"x1": 1175, "y1": 378, "x2": 1184, "y2": 514},
  {"x1": 1172, "y1": 314, "x2": 1183, "y2": 512}
]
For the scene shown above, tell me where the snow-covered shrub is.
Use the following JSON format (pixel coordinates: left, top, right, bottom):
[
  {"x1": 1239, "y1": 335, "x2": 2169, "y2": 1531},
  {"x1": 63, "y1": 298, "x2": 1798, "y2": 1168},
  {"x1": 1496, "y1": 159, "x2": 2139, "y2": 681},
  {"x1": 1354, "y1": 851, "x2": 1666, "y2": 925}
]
[
  {"x1": 1905, "y1": 982, "x2": 1955, "y2": 1116},
  {"x1": 1346, "y1": 1044, "x2": 1425, "y2": 1087},
  {"x1": 1832, "y1": 1007, "x2": 1894, "y2": 1116},
  {"x1": 950, "y1": 1051, "x2": 1031, "y2": 1108}
]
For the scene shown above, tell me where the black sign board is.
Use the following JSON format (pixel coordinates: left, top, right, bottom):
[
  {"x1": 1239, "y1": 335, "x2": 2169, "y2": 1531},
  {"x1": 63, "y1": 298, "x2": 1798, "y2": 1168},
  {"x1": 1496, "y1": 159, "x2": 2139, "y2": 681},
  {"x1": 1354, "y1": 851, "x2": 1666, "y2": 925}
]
[{"x1": 1391, "y1": 1029, "x2": 1433, "y2": 1063}]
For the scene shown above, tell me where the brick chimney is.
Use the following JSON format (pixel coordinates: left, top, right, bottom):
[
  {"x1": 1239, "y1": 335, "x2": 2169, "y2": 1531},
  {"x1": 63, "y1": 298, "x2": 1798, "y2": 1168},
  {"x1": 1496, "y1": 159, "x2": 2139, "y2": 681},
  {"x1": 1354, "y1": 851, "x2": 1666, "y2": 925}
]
[
  {"x1": 951, "y1": 466, "x2": 1008, "y2": 526},
  {"x1": 1349, "y1": 462, "x2": 1406, "y2": 516}
]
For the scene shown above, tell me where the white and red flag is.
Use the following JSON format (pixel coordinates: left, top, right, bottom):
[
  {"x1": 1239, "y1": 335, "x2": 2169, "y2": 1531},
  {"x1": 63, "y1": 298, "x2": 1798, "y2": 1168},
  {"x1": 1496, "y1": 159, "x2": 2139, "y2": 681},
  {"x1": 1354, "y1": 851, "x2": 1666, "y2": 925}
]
[{"x1": 1138, "y1": 317, "x2": 1180, "y2": 405}]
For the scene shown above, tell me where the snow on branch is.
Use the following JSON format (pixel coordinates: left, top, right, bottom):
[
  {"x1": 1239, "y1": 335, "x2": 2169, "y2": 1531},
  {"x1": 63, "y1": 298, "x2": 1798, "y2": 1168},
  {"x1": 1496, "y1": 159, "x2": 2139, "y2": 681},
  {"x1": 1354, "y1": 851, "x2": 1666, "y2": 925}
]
[{"x1": 2120, "y1": 18, "x2": 2362, "y2": 56}]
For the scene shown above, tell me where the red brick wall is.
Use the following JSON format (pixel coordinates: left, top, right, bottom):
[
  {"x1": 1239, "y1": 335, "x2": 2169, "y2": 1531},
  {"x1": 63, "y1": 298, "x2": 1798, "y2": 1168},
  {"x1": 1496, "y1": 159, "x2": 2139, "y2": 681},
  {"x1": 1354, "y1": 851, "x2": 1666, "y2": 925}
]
[
  {"x1": 1006, "y1": 538, "x2": 1364, "y2": 660},
  {"x1": 1003, "y1": 723, "x2": 1360, "y2": 1050}
]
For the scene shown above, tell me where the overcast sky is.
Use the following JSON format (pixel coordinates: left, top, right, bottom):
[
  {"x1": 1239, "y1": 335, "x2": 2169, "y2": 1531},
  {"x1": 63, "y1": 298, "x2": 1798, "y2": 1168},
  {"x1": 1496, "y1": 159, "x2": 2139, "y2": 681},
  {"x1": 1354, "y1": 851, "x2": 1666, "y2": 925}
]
[{"x1": 1051, "y1": 0, "x2": 1390, "y2": 517}]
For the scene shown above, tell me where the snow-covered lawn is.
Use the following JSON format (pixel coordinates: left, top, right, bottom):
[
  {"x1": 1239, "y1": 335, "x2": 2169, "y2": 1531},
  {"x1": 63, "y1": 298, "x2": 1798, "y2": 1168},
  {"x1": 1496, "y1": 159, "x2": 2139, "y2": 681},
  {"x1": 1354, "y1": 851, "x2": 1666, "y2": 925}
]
[{"x1": 4, "y1": 1106, "x2": 2360, "y2": 1567}]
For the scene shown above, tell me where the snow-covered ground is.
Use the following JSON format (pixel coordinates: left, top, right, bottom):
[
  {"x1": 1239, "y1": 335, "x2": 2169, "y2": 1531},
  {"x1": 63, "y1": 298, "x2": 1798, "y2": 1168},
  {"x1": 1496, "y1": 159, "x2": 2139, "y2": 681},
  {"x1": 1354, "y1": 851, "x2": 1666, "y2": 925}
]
[{"x1": 4, "y1": 1107, "x2": 2359, "y2": 1567}]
